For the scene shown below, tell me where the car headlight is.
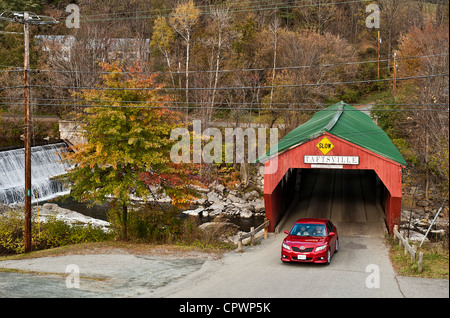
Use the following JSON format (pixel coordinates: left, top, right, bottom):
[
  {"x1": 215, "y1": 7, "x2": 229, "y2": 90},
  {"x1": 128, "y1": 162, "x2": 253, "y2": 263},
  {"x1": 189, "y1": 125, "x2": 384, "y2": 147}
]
[
  {"x1": 315, "y1": 245, "x2": 327, "y2": 252},
  {"x1": 282, "y1": 242, "x2": 291, "y2": 251}
]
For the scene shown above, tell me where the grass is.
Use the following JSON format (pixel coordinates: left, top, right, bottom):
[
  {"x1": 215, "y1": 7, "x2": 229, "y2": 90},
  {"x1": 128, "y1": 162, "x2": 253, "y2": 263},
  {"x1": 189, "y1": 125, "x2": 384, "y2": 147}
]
[{"x1": 386, "y1": 234, "x2": 449, "y2": 279}]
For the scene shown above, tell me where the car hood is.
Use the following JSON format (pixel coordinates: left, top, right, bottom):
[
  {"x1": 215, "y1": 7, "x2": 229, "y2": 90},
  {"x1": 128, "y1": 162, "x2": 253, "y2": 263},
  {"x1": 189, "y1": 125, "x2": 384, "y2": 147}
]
[{"x1": 284, "y1": 235, "x2": 326, "y2": 245}]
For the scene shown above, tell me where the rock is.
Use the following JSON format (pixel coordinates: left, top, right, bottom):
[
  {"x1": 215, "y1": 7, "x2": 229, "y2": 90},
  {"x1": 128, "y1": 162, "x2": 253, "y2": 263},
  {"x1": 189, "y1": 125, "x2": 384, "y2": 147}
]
[
  {"x1": 417, "y1": 200, "x2": 430, "y2": 207},
  {"x1": 412, "y1": 207, "x2": 424, "y2": 214},
  {"x1": 35, "y1": 204, "x2": 110, "y2": 232},
  {"x1": 254, "y1": 203, "x2": 265, "y2": 213},
  {"x1": 240, "y1": 208, "x2": 253, "y2": 218},
  {"x1": 253, "y1": 198, "x2": 264, "y2": 205},
  {"x1": 182, "y1": 207, "x2": 205, "y2": 216},
  {"x1": 198, "y1": 221, "x2": 240, "y2": 237},
  {"x1": 190, "y1": 184, "x2": 209, "y2": 193},
  {"x1": 244, "y1": 190, "x2": 259, "y2": 201},
  {"x1": 207, "y1": 191, "x2": 222, "y2": 203},
  {"x1": 206, "y1": 202, "x2": 226, "y2": 215},
  {"x1": 227, "y1": 194, "x2": 244, "y2": 204},
  {"x1": 194, "y1": 198, "x2": 207, "y2": 205},
  {"x1": 42, "y1": 203, "x2": 57, "y2": 210},
  {"x1": 400, "y1": 229, "x2": 428, "y2": 242},
  {"x1": 214, "y1": 184, "x2": 225, "y2": 194}
]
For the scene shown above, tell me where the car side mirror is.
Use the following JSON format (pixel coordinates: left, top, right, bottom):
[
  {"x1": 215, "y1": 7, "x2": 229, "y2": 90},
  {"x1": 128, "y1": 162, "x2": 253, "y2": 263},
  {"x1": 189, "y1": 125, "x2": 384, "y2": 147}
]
[
  {"x1": 284, "y1": 230, "x2": 289, "y2": 234},
  {"x1": 329, "y1": 232, "x2": 335, "y2": 237}
]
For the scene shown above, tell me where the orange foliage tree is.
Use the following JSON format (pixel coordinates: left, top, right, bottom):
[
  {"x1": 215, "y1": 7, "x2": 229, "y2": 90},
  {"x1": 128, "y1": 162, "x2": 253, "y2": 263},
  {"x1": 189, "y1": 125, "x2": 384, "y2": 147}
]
[{"x1": 63, "y1": 62, "x2": 204, "y2": 238}]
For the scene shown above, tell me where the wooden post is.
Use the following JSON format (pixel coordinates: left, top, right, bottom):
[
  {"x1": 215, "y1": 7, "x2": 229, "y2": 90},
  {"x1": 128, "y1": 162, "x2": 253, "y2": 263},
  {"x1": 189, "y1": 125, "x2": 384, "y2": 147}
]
[
  {"x1": 250, "y1": 227, "x2": 255, "y2": 246},
  {"x1": 264, "y1": 218, "x2": 269, "y2": 239},
  {"x1": 404, "y1": 237, "x2": 409, "y2": 256},
  {"x1": 418, "y1": 252, "x2": 423, "y2": 272},
  {"x1": 237, "y1": 233, "x2": 243, "y2": 252},
  {"x1": 23, "y1": 12, "x2": 32, "y2": 253},
  {"x1": 411, "y1": 245, "x2": 417, "y2": 262}
]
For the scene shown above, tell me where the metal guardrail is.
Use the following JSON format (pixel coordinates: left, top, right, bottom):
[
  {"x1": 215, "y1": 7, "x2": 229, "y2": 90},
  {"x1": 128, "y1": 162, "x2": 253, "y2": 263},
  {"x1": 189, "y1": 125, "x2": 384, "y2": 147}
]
[
  {"x1": 393, "y1": 225, "x2": 423, "y2": 272},
  {"x1": 237, "y1": 218, "x2": 270, "y2": 252}
]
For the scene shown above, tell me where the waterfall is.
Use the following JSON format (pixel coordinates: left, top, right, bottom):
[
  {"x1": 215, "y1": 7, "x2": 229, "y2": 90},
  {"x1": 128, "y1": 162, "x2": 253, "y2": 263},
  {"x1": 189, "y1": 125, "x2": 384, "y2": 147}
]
[{"x1": 0, "y1": 142, "x2": 71, "y2": 205}]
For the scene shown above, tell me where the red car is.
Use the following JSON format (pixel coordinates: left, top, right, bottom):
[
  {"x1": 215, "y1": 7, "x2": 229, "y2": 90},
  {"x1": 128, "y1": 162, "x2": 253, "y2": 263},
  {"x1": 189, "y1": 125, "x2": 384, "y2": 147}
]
[{"x1": 281, "y1": 218, "x2": 339, "y2": 265}]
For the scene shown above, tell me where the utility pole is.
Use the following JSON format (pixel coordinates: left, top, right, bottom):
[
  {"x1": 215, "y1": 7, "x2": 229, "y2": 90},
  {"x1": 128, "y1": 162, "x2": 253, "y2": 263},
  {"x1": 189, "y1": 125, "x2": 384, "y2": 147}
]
[
  {"x1": 23, "y1": 12, "x2": 32, "y2": 253},
  {"x1": 0, "y1": 11, "x2": 58, "y2": 253},
  {"x1": 393, "y1": 51, "x2": 397, "y2": 100},
  {"x1": 377, "y1": 31, "x2": 381, "y2": 78}
]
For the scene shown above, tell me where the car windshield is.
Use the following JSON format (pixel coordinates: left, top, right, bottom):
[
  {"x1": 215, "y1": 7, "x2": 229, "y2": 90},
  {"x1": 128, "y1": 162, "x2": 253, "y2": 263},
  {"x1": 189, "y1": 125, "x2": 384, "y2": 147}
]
[{"x1": 290, "y1": 223, "x2": 327, "y2": 237}]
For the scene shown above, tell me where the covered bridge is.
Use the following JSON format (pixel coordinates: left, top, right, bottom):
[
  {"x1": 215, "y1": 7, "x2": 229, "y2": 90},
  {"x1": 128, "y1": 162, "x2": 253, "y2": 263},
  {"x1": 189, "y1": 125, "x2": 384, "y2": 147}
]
[{"x1": 257, "y1": 101, "x2": 406, "y2": 234}]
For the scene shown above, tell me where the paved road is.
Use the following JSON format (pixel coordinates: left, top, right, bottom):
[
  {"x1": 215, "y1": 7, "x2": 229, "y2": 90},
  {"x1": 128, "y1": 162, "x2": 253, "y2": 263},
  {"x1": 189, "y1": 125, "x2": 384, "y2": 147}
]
[
  {"x1": 155, "y1": 169, "x2": 400, "y2": 297},
  {"x1": 0, "y1": 169, "x2": 448, "y2": 298}
]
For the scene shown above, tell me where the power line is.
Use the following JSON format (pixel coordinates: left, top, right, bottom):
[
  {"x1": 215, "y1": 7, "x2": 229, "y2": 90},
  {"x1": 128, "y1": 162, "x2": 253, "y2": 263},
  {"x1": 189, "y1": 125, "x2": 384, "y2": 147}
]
[
  {"x1": 1, "y1": 96, "x2": 448, "y2": 109},
  {"x1": 17, "y1": 73, "x2": 447, "y2": 92},
  {"x1": 1, "y1": 100, "x2": 448, "y2": 112},
  {"x1": 74, "y1": 0, "x2": 370, "y2": 23},
  {"x1": 1, "y1": 52, "x2": 447, "y2": 75}
]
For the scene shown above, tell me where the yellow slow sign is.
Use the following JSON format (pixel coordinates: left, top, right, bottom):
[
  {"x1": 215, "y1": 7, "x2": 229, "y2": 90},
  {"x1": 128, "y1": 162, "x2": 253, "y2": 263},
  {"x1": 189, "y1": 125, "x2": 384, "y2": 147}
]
[{"x1": 317, "y1": 137, "x2": 334, "y2": 155}]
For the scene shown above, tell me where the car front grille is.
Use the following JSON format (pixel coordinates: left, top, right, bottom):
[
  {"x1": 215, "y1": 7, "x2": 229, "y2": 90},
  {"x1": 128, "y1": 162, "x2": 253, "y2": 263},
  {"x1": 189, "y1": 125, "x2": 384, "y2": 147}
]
[{"x1": 292, "y1": 246, "x2": 314, "y2": 252}]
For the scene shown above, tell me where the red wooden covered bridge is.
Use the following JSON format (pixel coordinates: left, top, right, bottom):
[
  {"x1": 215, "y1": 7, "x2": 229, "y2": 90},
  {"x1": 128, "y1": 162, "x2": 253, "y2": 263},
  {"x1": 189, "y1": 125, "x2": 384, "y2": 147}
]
[{"x1": 256, "y1": 101, "x2": 406, "y2": 234}]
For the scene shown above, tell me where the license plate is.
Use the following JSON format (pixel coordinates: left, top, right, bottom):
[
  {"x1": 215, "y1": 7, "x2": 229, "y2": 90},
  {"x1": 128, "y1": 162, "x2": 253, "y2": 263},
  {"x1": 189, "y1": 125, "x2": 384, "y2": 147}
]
[{"x1": 297, "y1": 255, "x2": 306, "y2": 260}]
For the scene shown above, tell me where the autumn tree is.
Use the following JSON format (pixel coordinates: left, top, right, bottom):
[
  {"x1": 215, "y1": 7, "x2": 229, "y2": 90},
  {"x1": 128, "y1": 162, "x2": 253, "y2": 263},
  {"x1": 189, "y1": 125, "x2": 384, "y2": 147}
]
[
  {"x1": 259, "y1": 28, "x2": 358, "y2": 130},
  {"x1": 397, "y1": 23, "x2": 449, "y2": 196},
  {"x1": 63, "y1": 62, "x2": 199, "y2": 239},
  {"x1": 151, "y1": 16, "x2": 176, "y2": 86},
  {"x1": 169, "y1": 0, "x2": 200, "y2": 112}
]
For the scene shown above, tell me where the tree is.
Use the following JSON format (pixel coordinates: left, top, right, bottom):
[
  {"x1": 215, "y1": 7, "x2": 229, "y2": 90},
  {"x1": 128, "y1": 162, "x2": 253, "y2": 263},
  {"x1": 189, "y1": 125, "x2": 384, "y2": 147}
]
[
  {"x1": 63, "y1": 62, "x2": 192, "y2": 239},
  {"x1": 206, "y1": 5, "x2": 232, "y2": 124},
  {"x1": 169, "y1": 0, "x2": 200, "y2": 114},
  {"x1": 397, "y1": 23, "x2": 449, "y2": 196},
  {"x1": 151, "y1": 16, "x2": 176, "y2": 86}
]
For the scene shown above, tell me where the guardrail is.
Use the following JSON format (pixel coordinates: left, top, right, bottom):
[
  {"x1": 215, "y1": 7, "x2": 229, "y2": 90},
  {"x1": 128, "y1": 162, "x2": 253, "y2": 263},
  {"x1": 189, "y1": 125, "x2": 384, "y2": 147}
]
[
  {"x1": 393, "y1": 225, "x2": 423, "y2": 272},
  {"x1": 237, "y1": 218, "x2": 270, "y2": 252}
]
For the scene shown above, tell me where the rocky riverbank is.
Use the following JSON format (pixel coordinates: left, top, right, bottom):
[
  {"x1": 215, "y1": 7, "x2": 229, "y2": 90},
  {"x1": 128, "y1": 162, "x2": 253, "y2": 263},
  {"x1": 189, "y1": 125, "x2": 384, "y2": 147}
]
[
  {"x1": 400, "y1": 185, "x2": 449, "y2": 243},
  {"x1": 183, "y1": 183, "x2": 265, "y2": 219}
]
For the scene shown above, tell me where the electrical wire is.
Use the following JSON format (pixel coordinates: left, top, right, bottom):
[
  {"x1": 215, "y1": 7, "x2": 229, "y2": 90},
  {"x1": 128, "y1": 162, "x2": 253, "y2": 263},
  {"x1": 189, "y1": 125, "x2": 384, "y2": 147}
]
[
  {"x1": 69, "y1": 0, "x2": 371, "y2": 23},
  {"x1": 15, "y1": 73, "x2": 446, "y2": 92}
]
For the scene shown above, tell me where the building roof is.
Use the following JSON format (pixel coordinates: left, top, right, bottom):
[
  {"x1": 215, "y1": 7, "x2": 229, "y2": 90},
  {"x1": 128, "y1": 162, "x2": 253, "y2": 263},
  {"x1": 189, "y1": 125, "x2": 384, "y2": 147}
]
[{"x1": 256, "y1": 101, "x2": 406, "y2": 166}]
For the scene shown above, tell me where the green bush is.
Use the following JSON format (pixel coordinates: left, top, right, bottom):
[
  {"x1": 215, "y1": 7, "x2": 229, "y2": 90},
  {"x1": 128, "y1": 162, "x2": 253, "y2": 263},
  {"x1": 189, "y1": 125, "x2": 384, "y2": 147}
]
[
  {"x1": 0, "y1": 209, "x2": 111, "y2": 255},
  {"x1": 0, "y1": 210, "x2": 25, "y2": 254},
  {"x1": 107, "y1": 204, "x2": 233, "y2": 249}
]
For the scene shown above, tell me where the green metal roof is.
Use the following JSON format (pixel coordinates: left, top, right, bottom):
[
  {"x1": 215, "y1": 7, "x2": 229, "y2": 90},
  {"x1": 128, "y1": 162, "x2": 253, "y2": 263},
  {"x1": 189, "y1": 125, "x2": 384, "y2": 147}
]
[{"x1": 256, "y1": 101, "x2": 406, "y2": 166}]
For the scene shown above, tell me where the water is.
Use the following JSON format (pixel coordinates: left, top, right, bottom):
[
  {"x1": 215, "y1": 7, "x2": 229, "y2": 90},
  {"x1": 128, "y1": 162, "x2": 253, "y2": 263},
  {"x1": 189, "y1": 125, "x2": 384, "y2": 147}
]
[{"x1": 0, "y1": 142, "x2": 71, "y2": 205}]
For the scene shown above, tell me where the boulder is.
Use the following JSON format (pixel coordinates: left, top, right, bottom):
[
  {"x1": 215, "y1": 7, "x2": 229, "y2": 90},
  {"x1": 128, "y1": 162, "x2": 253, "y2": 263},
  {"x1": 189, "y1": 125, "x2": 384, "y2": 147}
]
[
  {"x1": 240, "y1": 208, "x2": 253, "y2": 218},
  {"x1": 214, "y1": 184, "x2": 226, "y2": 194},
  {"x1": 254, "y1": 203, "x2": 265, "y2": 214},
  {"x1": 182, "y1": 207, "x2": 205, "y2": 216},
  {"x1": 207, "y1": 191, "x2": 222, "y2": 203},
  {"x1": 227, "y1": 194, "x2": 244, "y2": 204},
  {"x1": 206, "y1": 202, "x2": 226, "y2": 216},
  {"x1": 244, "y1": 190, "x2": 259, "y2": 201},
  {"x1": 417, "y1": 200, "x2": 430, "y2": 207},
  {"x1": 198, "y1": 221, "x2": 240, "y2": 237}
]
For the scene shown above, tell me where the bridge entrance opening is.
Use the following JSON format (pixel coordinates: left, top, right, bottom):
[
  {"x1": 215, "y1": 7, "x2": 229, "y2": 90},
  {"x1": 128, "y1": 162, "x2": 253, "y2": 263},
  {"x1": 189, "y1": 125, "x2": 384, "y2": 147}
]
[{"x1": 273, "y1": 168, "x2": 388, "y2": 236}]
